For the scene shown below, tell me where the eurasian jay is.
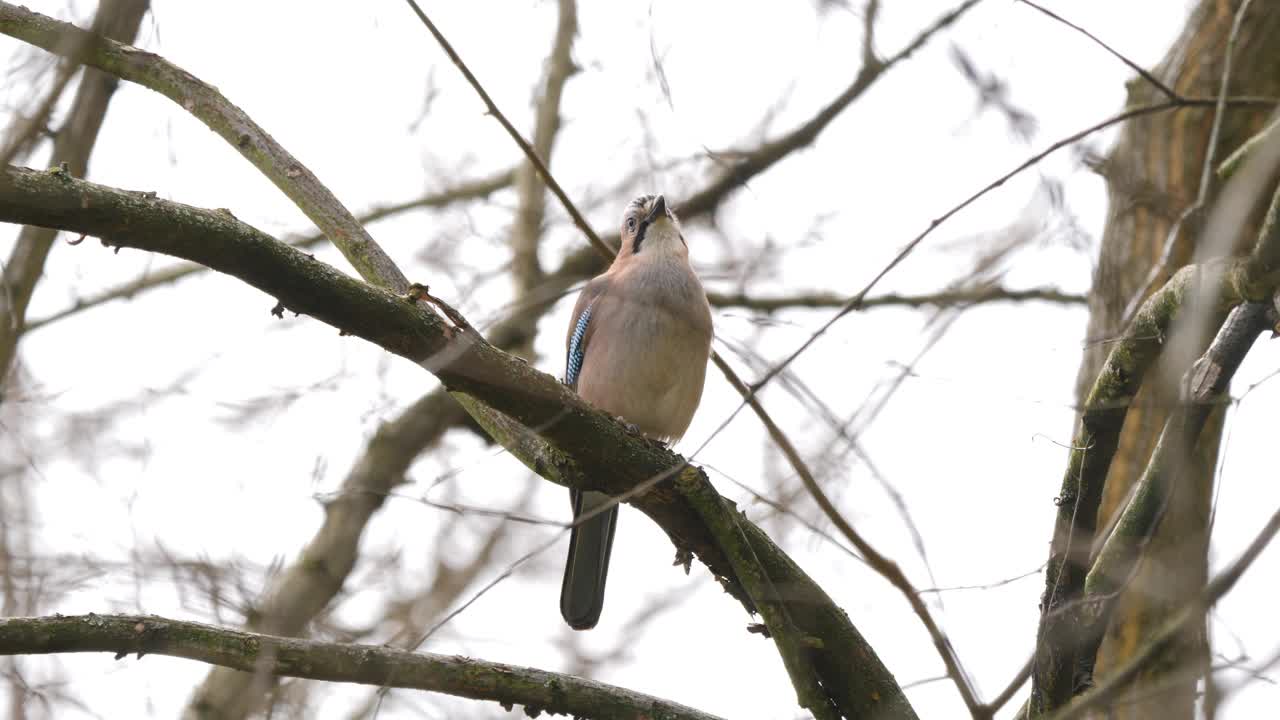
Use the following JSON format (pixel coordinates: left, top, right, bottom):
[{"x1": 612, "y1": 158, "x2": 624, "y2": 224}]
[{"x1": 560, "y1": 194, "x2": 714, "y2": 630}]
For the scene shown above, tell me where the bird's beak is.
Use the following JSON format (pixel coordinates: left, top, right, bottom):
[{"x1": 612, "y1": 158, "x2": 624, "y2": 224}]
[{"x1": 645, "y1": 194, "x2": 667, "y2": 224}]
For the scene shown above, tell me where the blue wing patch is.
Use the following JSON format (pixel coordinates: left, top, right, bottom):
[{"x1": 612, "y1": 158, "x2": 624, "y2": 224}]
[{"x1": 565, "y1": 299, "x2": 596, "y2": 387}]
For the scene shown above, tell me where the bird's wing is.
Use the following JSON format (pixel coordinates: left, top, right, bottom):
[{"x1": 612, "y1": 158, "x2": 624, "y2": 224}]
[{"x1": 564, "y1": 276, "x2": 610, "y2": 389}]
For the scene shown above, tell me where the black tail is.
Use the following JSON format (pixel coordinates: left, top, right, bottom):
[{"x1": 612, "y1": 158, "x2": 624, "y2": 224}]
[{"x1": 560, "y1": 489, "x2": 619, "y2": 630}]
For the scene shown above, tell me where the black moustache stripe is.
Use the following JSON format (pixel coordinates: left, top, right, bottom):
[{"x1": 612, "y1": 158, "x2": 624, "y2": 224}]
[{"x1": 633, "y1": 218, "x2": 651, "y2": 253}]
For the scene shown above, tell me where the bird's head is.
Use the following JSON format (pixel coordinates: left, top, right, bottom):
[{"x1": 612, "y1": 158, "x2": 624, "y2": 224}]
[{"x1": 617, "y1": 194, "x2": 686, "y2": 261}]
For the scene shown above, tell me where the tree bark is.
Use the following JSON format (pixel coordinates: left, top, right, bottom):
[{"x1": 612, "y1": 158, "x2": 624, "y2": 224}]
[{"x1": 1074, "y1": 2, "x2": 1280, "y2": 717}]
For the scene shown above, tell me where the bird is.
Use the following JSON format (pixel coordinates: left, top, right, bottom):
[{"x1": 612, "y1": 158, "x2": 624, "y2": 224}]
[{"x1": 559, "y1": 194, "x2": 713, "y2": 630}]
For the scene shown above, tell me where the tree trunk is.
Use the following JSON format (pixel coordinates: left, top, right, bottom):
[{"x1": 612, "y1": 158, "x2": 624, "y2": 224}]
[{"x1": 1075, "y1": 2, "x2": 1280, "y2": 717}]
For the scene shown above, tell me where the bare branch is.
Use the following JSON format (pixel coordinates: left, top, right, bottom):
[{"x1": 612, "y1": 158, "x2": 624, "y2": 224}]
[
  {"x1": 708, "y1": 285, "x2": 1085, "y2": 313},
  {"x1": 1068, "y1": 302, "x2": 1273, "y2": 685},
  {"x1": 0, "y1": 613, "x2": 725, "y2": 720},
  {"x1": 706, "y1": 351, "x2": 983, "y2": 718},
  {"x1": 742, "y1": 95, "x2": 1276, "y2": 414}
]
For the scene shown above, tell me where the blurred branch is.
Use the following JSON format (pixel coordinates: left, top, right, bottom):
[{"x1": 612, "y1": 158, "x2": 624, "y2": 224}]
[
  {"x1": 0, "y1": 164, "x2": 917, "y2": 718},
  {"x1": 743, "y1": 94, "x2": 1277, "y2": 415},
  {"x1": 679, "y1": 0, "x2": 986, "y2": 223},
  {"x1": 708, "y1": 285, "x2": 1085, "y2": 313},
  {"x1": 0, "y1": 2, "x2": 409, "y2": 291},
  {"x1": 509, "y1": 0, "x2": 577, "y2": 294},
  {"x1": 0, "y1": 51, "x2": 75, "y2": 169},
  {"x1": 0, "y1": 0, "x2": 149, "y2": 392},
  {"x1": 861, "y1": 0, "x2": 881, "y2": 68},
  {"x1": 21, "y1": 169, "x2": 514, "y2": 334},
  {"x1": 0, "y1": 613, "x2": 726, "y2": 720},
  {"x1": 185, "y1": 390, "x2": 467, "y2": 718},
  {"x1": 1217, "y1": 113, "x2": 1280, "y2": 181},
  {"x1": 403, "y1": 0, "x2": 611, "y2": 260}
]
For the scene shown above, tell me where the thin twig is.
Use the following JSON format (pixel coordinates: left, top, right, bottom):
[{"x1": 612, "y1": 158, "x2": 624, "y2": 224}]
[
  {"x1": 708, "y1": 285, "x2": 1085, "y2": 312},
  {"x1": 706, "y1": 351, "x2": 985, "y2": 718},
  {"x1": 402, "y1": 0, "x2": 611, "y2": 260},
  {"x1": 743, "y1": 96, "x2": 1273, "y2": 407},
  {"x1": 1017, "y1": 0, "x2": 1178, "y2": 100}
]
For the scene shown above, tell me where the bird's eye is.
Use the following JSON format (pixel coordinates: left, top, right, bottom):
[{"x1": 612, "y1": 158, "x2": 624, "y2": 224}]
[{"x1": 626, "y1": 217, "x2": 638, "y2": 232}]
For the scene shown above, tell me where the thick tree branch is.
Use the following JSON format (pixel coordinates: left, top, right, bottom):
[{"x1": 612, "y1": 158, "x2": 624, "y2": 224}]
[
  {"x1": 1030, "y1": 266, "x2": 1227, "y2": 714},
  {"x1": 1029, "y1": 178, "x2": 1280, "y2": 715},
  {"x1": 185, "y1": 389, "x2": 467, "y2": 719},
  {"x1": 1066, "y1": 302, "x2": 1272, "y2": 687},
  {"x1": 678, "y1": 473, "x2": 839, "y2": 720},
  {"x1": 0, "y1": 613, "x2": 724, "y2": 720},
  {"x1": 1048, "y1": 492, "x2": 1280, "y2": 720},
  {"x1": 0, "y1": 164, "x2": 915, "y2": 719}
]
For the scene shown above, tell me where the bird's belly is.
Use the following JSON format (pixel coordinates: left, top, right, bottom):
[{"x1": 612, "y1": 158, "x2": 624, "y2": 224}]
[{"x1": 577, "y1": 326, "x2": 708, "y2": 442}]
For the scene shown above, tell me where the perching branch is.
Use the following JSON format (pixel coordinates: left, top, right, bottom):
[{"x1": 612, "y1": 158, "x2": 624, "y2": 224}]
[
  {"x1": 0, "y1": 613, "x2": 725, "y2": 720},
  {"x1": 678, "y1": 472, "x2": 839, "y2": 720},
  {"x1": 403, "y1": 7, "x2": 974, "y2": 714},
  {"x1": 0, "y1": 164, "x2": 917, "y2": 719}
]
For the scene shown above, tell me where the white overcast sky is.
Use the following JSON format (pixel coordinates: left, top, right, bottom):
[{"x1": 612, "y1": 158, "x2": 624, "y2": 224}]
[{"x1": 3, "y1": 1, "x2": 1279, "y2": 718}]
